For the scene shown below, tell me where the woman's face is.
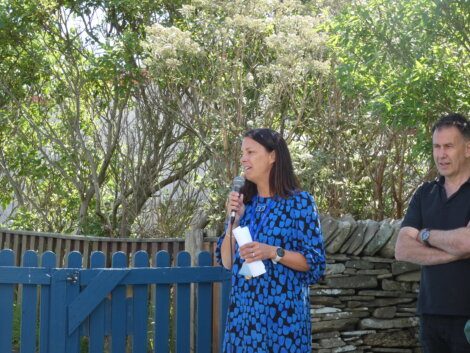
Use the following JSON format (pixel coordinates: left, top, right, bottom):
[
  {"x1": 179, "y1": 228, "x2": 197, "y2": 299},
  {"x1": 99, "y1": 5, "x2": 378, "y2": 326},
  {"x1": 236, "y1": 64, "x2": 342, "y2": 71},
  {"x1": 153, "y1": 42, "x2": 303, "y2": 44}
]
[{"x1": 240, "y1": 137, "x2": 275, "y2": 185}]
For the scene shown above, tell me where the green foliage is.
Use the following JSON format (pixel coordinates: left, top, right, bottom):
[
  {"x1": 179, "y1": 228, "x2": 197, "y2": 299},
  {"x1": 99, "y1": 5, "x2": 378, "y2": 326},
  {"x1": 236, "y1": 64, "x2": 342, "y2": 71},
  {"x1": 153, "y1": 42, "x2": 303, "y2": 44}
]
[
  {"x1": 307, "y1": 0, "x2": 469, "y2": 219},
  {"x1": 143, "y1": 0, "x2": 331, "y2": 226},
  {"x1": 329, "y1": 0, "x2": 469, "y2": 128},
  {"x1": 0, "y1": 0, "x2": 202, "y2": 236},
  {"x1": 1, "y1": 0, "x2": 469, "y2": 234}
]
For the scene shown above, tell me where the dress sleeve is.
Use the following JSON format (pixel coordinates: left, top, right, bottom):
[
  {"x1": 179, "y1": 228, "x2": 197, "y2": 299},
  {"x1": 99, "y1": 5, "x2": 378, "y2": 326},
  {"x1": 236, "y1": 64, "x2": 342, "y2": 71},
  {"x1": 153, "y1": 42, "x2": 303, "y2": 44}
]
[
  {"x1": 294, "y1": 192, "x2": 326, "y2": 285},
  {"x1": 215, "y1": 222, "x2": 229, "y2": 266}
]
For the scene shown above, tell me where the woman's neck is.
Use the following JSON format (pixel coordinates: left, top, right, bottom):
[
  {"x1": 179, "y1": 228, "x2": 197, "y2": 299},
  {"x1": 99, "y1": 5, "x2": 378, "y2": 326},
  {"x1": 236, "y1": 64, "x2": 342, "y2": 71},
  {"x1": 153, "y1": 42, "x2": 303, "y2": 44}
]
[{"x1": 257, "y1": 182, "x2": 272, "y2": 197}]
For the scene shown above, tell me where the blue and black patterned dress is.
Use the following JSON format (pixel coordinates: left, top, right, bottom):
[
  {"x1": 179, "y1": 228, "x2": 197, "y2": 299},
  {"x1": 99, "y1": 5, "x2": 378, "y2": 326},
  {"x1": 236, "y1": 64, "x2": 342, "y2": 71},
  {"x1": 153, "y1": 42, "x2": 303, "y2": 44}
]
[{"x1": 216, "y1": 191, "x2": 326, "y2": 353}]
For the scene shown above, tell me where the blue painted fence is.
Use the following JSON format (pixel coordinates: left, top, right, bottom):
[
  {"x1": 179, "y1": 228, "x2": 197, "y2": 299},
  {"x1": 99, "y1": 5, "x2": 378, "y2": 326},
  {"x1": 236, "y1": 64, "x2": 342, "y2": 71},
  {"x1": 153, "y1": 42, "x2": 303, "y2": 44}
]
[{"x1": 0, "y1": 249, "x2": 231, "y2": 353}]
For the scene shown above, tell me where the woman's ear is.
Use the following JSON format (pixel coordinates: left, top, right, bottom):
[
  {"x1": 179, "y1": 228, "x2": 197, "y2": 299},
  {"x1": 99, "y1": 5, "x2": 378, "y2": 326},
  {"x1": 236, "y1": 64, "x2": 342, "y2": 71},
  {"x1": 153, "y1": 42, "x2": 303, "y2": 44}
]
[{"x1": 269, "y1": 150, "x2": 276, "y2": 165}]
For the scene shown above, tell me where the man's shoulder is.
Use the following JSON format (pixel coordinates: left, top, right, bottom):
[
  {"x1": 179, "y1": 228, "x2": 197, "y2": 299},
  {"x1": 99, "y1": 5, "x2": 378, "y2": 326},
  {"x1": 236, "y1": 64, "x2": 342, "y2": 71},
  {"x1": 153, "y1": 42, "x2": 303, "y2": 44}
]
[{"x1": 413, "y1": 179, "x2": 440, "y2": 197}]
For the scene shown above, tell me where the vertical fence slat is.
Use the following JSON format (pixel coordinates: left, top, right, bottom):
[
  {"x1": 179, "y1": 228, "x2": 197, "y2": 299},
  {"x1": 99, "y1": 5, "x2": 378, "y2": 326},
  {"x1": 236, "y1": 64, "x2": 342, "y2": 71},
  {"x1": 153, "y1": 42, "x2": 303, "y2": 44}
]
[
  {"x1": 151, "y1": 243, "x2": 158, "y2": 262},
  {"x1": 12, "y1": 233, "x2": 21, "y2": 265},
  {"x1": 89, "y1": 251, "x2": 106, "y2": 353},
  {"x1": 20, "y1": 236, "x2": 28, "y2": 263},
  {"x1": 111, "y1": 252, "x2": 127, "y2": 353},
  {"x1": 154, "y1": 251, "x2": 170, "y2": 353},
  {"x1": 111, "y1": 242, "x2": 118, "y2": 257},
  {"x1": 20, "y1": 250, "x2": 39, "y2": 353},
  {"x1": 0, "y1": 249, "x2": 15, "y2": 353},
  {"x1": 176, "y1": 252, "x2": 191, "y2": 353},
  {"x1": 39, "y1": 251, "x2": 56, "y2": 353},
  {"x1": 82, "y1": 240, "x2": 90, "y2": 268},
  {"x1": 54, "y1": 238, "x2": 63, "y2": 266},
  {"x1": 38, "y1": 236, "x2": 45, "y2": 255},
  {"x1": 196, "y1": 252, "x2": 213, "y2": 353},
  {"x1": 120, "y1": 243, "x2": 128, "y2": 259},
  {"x1": 46, "y1": 237, "x2": 54, "y2": 257},
  {"x1": 101, "y1": 242, "x2": 109, "y2": 265},
  {"x1": 219, "y1": 273, "x2": 231, "y2": 353},
  {"x1": 130, "y1": 243, "x2": 137, "y2": 261},
  {"x1": 66, "y1": 251, "x2": 83, "y2": 353},
  {"x1": 49, "y1": 269, "x2": 67, "y2": 353},
  {"x1": 64, "y1": 239, "x2": 72, "y2": 258},
  {"x1": 133, "y1": 251, "x2": 149, "y2": 353},
  {"x1": 4, "y1": 232, "x2": 12, "y2": 249}
]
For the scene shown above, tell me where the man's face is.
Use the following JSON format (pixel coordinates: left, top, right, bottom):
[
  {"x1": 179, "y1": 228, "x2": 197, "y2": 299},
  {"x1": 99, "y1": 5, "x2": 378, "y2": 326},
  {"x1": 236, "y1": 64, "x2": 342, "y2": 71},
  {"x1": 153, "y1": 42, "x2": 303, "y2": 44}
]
[{"x1": 432, "y1": 126, "x2": 470, "y2": 179}]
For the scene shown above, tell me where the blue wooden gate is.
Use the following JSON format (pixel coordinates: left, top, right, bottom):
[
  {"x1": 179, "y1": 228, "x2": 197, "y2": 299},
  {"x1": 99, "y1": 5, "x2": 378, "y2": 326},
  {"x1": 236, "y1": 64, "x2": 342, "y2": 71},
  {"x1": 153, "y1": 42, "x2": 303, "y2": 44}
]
[{"x1": 0, "y1": 249, "x2": 231, "y2": 353}]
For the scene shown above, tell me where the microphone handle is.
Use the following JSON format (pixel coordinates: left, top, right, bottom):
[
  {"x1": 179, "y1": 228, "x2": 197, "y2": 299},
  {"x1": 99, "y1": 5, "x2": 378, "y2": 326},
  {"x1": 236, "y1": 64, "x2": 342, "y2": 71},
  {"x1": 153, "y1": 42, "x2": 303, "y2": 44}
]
[{"x1": 230, "y1": 211, "x2": 236, "y2": 225}]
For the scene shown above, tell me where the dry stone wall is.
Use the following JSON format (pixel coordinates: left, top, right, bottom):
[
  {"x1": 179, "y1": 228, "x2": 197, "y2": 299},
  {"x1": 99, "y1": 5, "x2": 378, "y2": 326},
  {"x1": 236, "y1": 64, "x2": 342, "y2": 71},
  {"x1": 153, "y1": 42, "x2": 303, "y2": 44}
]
[{"x1": 311, "y1": 215, "x2": 422, "y2": 353}]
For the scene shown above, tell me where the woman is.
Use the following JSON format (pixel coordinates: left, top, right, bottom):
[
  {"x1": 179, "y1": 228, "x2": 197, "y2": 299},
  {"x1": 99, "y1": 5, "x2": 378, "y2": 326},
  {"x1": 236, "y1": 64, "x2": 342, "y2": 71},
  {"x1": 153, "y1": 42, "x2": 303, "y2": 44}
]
[{"x1": 216, "y1": 128, "x2": 326, "y2": 353}]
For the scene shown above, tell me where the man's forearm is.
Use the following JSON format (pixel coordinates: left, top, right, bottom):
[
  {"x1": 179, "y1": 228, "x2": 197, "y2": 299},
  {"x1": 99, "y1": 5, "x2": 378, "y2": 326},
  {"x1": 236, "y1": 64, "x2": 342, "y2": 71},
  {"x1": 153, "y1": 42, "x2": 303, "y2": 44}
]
[
  {"x1": 396, "y1": 228, "x2": 461, "y2": 265},
  {"x1": 428, "y1": 227, "x2": 470, "y2": 257}
]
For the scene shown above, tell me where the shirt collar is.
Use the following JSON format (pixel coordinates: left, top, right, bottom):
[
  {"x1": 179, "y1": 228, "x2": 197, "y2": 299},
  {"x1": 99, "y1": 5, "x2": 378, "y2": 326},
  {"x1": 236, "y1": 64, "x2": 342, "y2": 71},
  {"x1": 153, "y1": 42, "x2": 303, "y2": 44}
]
[{"x1": 435, "y1": 175, "x2": 470, "y2": 186}]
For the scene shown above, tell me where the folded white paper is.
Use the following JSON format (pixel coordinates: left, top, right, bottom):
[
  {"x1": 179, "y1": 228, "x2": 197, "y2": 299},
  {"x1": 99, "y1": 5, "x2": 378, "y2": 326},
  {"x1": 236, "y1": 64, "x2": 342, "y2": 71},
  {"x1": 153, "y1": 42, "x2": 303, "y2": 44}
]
[{"x1": 232, "y1": 226, "x2": 266, "y2": 277}]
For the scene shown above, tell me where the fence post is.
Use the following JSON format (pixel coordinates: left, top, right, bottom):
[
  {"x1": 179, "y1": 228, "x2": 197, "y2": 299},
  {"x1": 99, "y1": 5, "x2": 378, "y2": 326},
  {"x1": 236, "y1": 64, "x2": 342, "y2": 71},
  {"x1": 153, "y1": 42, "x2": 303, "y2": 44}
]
[
  {"x1": 185, "y1": 230, "x2": 203, "y2": 353},
  {"x1": 185, "y1": 230, "x2": 204, "y2": 265}
]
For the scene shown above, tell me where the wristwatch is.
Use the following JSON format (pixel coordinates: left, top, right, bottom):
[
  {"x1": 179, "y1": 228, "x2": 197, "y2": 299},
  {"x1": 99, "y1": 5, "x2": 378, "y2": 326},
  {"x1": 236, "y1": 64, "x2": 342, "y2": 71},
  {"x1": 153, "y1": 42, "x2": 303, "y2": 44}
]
[
  {"x1": 272, "y1": 247, "x2": 285, "y2": 264},
  {"x1": 419, "y1": 228, "x2": 431, "y2": 246}
]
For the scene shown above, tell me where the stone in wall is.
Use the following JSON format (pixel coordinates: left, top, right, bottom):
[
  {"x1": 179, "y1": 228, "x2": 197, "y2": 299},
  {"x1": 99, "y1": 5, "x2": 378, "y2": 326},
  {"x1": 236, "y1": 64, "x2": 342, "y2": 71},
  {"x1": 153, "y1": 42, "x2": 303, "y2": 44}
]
[
  {"x1": 392, "y1": 261, "x2": 421, "y2": 275},
  {"x1": 321, "y1": 214, "x2": 339, "y2": 244},
  {"x1": 326, "y1": 217, "x2": 355, "y2": 254},
  {"x1": 363, "y1": 329, "x2": 418, "y2": 347},
  {"x1": 353, "y1": 220, "x2": 381, "y2": 256},
  {"x1": 345, "y1": 259, "x2": 374, "y2": 270},
  {"x1": 340, "y1": 220, "x2": 368, "y2": 254},
  {"x1": 378, "y1": 220, "x2": 401, "y2": 258},
  {"x1": 396, "y1": 271, "x2": 421, "y2": 282},
  {"x1": 363, "y1": 222, "x2": 395, "y2": 256},
  {"x1": 312, "y1": 318, "x2": 360, "y2": 333},
  {"x1": 373, "y1": 306, "x2": 397, "y2": 319},
  {"x1": 360, "y1": 317, "x2": 417, "y2": 330},
  {"x1": 378, "y1": 235, "x2": 398, "y2": 259},
  {"x1": 325, "y1": 263, "x2": 346, "y2": 275},
  {"x1": 382, "y1": 279, "x2": 411, "y2": 292},
  {"x1": 326, "y1": 275, "x2": 378, "y2": 289}
]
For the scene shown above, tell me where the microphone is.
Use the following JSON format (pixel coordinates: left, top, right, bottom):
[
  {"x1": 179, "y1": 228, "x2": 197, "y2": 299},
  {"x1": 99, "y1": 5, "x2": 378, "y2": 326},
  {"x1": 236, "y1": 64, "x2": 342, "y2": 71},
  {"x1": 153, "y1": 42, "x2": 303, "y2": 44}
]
[{"x1": 230, "y1": 176, "x2": 245, "y2": 224}]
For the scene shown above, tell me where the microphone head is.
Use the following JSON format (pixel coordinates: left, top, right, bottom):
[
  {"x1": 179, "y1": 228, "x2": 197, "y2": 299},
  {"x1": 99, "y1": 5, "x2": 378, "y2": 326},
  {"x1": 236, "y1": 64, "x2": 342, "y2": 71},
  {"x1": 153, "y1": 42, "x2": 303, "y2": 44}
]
[{"x1": 231, "y1": 176, "x2": 245, "y2": 192}]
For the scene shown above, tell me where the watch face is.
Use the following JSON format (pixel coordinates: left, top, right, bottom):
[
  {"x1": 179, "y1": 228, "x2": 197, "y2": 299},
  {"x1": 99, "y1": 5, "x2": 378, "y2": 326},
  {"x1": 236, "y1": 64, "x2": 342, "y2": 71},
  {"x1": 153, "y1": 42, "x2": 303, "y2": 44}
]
[
  {"x1": 422, "y1": 229, "x2": 430, "y2": 241},
  {"x1": 276, "y1": 247, "x2": 285, "y2": 257},
  {"x1": 421, "y1": 229, "x2": 430, "y2": 243}
]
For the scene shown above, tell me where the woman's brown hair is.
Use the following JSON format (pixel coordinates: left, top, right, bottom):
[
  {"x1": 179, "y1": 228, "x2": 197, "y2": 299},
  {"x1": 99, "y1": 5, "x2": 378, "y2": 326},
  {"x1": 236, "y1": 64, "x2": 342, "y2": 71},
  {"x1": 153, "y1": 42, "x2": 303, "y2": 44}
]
[{"x1": 241, "y1": 128, "x2": 300, "y2": 203}]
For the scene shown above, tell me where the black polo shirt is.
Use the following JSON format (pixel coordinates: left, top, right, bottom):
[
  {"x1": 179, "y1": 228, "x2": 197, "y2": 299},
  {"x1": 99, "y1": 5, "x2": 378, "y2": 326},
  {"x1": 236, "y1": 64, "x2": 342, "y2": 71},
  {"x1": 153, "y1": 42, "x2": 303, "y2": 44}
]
[{"x1": 401, "y1": 176, "x2": 470, "y2": 316}]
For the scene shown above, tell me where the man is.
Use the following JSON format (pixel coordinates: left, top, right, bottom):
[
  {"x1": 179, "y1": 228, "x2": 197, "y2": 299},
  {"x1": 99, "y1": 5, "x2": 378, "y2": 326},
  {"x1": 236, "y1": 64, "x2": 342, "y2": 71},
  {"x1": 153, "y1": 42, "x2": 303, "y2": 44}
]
[{"x1": 395, "y1": 113, "x2": 470, "y2": 353}]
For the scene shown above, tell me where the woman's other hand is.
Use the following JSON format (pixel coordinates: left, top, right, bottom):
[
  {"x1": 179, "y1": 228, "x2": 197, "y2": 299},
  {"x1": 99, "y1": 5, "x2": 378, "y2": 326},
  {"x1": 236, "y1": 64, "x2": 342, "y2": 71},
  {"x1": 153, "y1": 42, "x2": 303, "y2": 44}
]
[{"x1": 239, "y1": 242, "x2": 276, "y2": 263}]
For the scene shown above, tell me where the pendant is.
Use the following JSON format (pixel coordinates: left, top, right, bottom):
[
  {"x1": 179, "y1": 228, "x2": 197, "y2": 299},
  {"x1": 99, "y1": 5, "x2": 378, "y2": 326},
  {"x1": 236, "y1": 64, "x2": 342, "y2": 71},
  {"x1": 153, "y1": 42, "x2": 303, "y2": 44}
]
[
  {"x1": 255, "y1": 205, "x2": 266, "y2": 212},
  {"x1": 245, "y1": 275, "x2": 252, "y2": 280}
]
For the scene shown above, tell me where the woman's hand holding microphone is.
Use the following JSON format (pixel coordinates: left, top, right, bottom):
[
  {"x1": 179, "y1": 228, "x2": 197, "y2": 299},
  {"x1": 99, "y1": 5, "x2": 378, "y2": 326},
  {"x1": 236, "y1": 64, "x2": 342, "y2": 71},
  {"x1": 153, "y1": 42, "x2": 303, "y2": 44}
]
[
  {"x1": 226, "y1": 191, "x2": 245, "y2": 228},
  {"x1": 226, "y1": 192, "x2": 276, "y2": 264},
  {"x1": 220, "y1": 191, "x2": 244, "y2": 269}
]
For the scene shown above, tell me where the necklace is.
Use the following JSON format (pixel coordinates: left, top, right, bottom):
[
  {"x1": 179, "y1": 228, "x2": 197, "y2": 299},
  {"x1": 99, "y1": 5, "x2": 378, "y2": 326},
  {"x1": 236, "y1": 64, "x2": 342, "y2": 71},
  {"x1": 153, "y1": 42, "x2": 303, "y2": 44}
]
[
  {"x1": 249, "y1": 196, "x2": 274, "y2": 242},
  {"x1": 255, "y1": 204, "x2": 266, "y2": 212}
]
